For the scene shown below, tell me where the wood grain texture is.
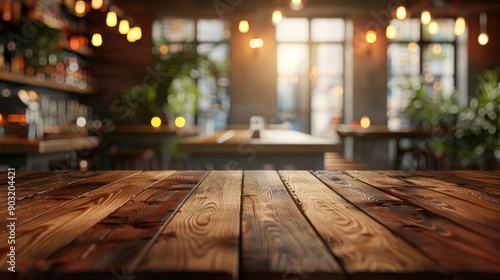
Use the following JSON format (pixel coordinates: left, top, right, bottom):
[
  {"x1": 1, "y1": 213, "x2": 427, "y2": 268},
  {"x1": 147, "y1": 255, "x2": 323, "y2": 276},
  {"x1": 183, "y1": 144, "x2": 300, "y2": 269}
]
[
  {"x1": 0, "y1": 170, "x2": 73, "y2": 200},
  {"x1": 450, "y1": 171, "x2": 500, "y2": 190},
  {"x1": 38, "y1": 171, "x2": 208, "y2": 274},
  {"x1": 315, "y1": 171, "x2": 500, "y2": 274},
  {"x1": 278, "y1": 170, "x2": 442, "y2": 276},
  {"x1": 410, "y1": 171, "x2": 500, "y2": 197},
  {"x1": 0, "y1": 171, "x2": 175, "y2": 271},
  {"x1": 241, "y1": 171, "x2": 343, "y2": 280},
  {"x1": 355, "y1": 170, "x2": 500, "y2": 241},
  {"x1": 384, "y1": 171, "x2": 500, "y2": 212},
  {"x1": 0, "y1": 171, "x2": 140, "y2": 223},
  {"x1": 135, "y1": 171, "x2": 242, "y2": 280}
]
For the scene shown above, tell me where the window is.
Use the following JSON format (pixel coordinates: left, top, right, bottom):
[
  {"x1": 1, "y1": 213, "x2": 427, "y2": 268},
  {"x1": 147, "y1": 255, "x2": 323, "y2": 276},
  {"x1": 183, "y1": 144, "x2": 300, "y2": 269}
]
[
  {"x1": 152, "y1": 18, "x2": 230, "y2": 129},
  {"x1": 276, "y1": 18, "x2": 347, "y2": 137},
  {"x1": 387, "y1": 18, "x2": 460, "y2": 129}
]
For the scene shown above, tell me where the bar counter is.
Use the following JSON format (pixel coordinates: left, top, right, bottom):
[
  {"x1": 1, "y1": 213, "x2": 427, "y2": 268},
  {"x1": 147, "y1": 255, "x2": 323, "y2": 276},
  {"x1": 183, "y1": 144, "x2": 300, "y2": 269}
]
[{"x1": 1, "y1": 170, "x2": 499, "y2": 279}]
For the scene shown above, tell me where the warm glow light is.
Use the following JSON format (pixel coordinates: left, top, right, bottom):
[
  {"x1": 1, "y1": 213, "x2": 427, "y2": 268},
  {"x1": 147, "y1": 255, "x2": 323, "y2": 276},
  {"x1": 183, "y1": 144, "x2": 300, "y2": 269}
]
[
  {"x1": 432, "y1": 44, "x2": 442, "y2": 55},
  {"x1": 118, "y1": 19, "x2": 130, "y2": 34},
  {"x1": 428, "y1": 21, "x2": 439, "y2": 35},
  {"x1": 396, "y1": 6, "x2": 406, "y2": 20},
  {"x1": 408, "y1": 42, "x2": 418, "y2": 52},
  {"x1": 69, "y1": 37, "x2": 80, "y2": 50},
  {"x1": 249, "y1": 38, "x2": 264, "y2": 49},
  {"x1": 175, "y1": 116, "x2": 186, "y2": 128},
  {"x1": 127, "y1": 26, "x2": 142, "y2": 42},
  {"x1": 454, "y1": 17, "x2": 466, "y2": 36},
  {"x1": 365, "y1": 30, "x2": 377, "y2": 43},
  {"x1": 424, "y1": 73, "x2": 435, "y2": 83},
  {"x1": 360, "y1": 116, "x2": 371, "y2": 128},
  {"x1": 151, "y1": 116, "x2": 162, "y2": 128},
  {"x1": 91, "y1": 0, "x2": 103, "y2": 10},
  {"x1": 238, "y1": 20, "x2": 249, "y2": 33},
  {"x1": 159, "y1": 45, "x2": 169, "y2": 55},
  {"x1": 0, "y1": 114, "x2": 3, "y2": 123},
  {"x1": 289, "y1": 0, "x2": 303, "y2": 11},
  {"x1": 421, "y1": 10, "x2": 431, "y2": 25},
  {"x1": 74, "y1": 0, "x2": 86, "y2": 16},
  {"x1": 106, "y1": 11, "x2": 117, "y2": 27},
  {"x1": 91, "y1": 33, "x2": 102, "y2": 47},
  {"x1": 272, "y1": 10, "x2": 283, "y2": 24},
  {"x1": 478, "y1": 33, "x2": 489, "y2": 45},
  {"x1": 386, "y1": 24, "x2": 397, "y2": 39}
]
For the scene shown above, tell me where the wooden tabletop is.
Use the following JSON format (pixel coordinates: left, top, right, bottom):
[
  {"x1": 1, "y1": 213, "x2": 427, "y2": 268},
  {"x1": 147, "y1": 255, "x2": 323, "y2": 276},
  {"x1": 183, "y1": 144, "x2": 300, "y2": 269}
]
[
  {"x1": 0, "y1": 136, "x2": 99, "y2": 154},
  {"x1": 1, "y1": 170, "x2": 499, "y2": 279},
  {"x1": 179, "y1": 129, "x2": 340, "y2": 154}
]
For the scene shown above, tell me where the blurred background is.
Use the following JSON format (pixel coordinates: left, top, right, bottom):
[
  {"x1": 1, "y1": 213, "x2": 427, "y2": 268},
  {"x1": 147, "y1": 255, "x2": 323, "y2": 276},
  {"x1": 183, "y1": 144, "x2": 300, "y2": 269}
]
[{"x1": 0, "y1": 0, "x2": 499, "y2": 170}]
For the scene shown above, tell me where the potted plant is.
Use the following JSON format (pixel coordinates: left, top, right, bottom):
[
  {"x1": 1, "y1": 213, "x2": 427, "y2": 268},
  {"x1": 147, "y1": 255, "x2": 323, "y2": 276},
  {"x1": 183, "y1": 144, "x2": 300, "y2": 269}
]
[{"x1": 406, "y1": 68, "x2": 500, "y2": 169}]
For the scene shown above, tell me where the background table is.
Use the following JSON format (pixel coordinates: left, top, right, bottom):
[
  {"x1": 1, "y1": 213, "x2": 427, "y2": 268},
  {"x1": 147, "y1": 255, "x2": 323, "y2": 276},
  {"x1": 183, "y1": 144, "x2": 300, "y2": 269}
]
[
  {"x1": 0, "y1": 136, "x2": 99, "y2": 169},
  {"x1": 1, "y1": 170, "x2": 499, "y2": 279},
  {"x1": 178, "y1": 129, "x2": 340, "y2": 169}
]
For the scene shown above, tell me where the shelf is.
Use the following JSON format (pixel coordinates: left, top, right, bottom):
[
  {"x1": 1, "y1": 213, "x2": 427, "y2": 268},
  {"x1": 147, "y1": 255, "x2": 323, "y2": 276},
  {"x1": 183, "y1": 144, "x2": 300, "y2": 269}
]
[{"x1": 0, "y1": 71, "x2": 96, "y2": 95}]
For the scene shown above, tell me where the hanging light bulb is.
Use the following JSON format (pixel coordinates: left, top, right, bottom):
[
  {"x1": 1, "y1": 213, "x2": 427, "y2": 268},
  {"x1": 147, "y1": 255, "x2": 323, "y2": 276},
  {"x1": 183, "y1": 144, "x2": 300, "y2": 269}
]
[
  {"x1": 127, "y1": 26, "x2": 142, "y2": 42},
  {"x1": 289, "y1": 0, "x2": 304, "y2": 11},
  {"x1": 238, "y1": 20, "x2": 249, "y2": 33},
  {"x1": 118, "y1": 19, "x2": 130, "y2": 34},
  {"x1": 386, "y1": 24, "x2": 397, "y2": 39},
  {"x1": 91, "y1": 0, "x2": 103, "y2": 10},
  {"x1": 428, "y1": 21, "x2": 439, "y2": 35},
  {"x1": 396, "y1": 6, "x2": 406, "y2": 20},
  {"x1": 421, "y1": 10, "x2": 431, "y2": 25},
  {"x1": 91, "y1": 33, "x2": 102, "y2": 47},
  {"x1": 454, "y1": 17, "x2": 466, "y2": 36},
  {"x1": 74, "y1": 0, "x2": 86, "y2": 17},
  {"x1": 365, "y1": 30, "x2": 377, "y2": 43},
  {"x1": 478, "y1": 13, "x2": 488, "y2": 45},
  {"x1": 106, "y1": 10, "x2": 117, "y2": 27},
  {"x1": 272, "y1": 10, "x2": 283, "y2": 24}
]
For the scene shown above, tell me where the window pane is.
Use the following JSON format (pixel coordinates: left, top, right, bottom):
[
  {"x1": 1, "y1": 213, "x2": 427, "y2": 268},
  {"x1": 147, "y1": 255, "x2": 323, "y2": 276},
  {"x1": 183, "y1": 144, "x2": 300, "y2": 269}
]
[
  {"x1": 312, "y1": 44, "x2": 343, "y2": 78},
  {"x1": 388, "y1": 43, "x2": 420, "y2": 75},
  {"x1": 423, "y1": 43, "x2": 454, "y2": 76},
  {"x1": 197, "y1": 43, "x2": 229, "y2": 63},
  {"x1": 276, "y1": 18, "x2": 309, "y2": 42},
  {"x1": 277, "y1": 44, "x2": 309, "y2": 75},
  {"x1": 158, "y1": 19, "x2": 195, "y2": 42},
  {"x1": 311, "y1": 79, "x2": 343, "y2": 136},
  {"x1": 423, "y1": 19, "x2": 455, "y2": 42},
  {"x1": 311, "y1": 18, "x2": 345, "y2": 42},
  {"x1": 197, "y1": 19, "x2": 225, "y2": 42},
  {"x1": 389, "y1": 19, "x2": 420, "y2": 41}
]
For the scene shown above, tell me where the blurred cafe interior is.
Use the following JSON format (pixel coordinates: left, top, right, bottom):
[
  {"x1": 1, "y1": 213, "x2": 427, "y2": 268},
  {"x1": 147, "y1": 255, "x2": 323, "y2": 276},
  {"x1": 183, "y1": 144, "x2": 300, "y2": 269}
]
[{"x1": 0, "y1": 0, "x2": 499, "y2": 171}]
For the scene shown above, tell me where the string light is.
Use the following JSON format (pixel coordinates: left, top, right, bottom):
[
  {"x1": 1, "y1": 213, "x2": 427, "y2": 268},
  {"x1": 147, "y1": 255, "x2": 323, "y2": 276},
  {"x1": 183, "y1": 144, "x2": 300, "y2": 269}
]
[
  {"x1": 289, "y1": 0, "x2": 304, "y2": 11},
  {"x1": 238, "y1": 20, "x2": 249, "y2": 33},
  {"x1": 454, "y1": 17, "x2": 466, "y2": 36},
  {"x1": 421, "y1": 10, "x2": 431, "y2": 25},
  {"x1": 396, "y1": 6, "x2": 406, "y2": 20},
  {"x1": 249, "y1": 38, "x2": 264, "y2": 49},
  {"x1": 478, "y1": 13, "x2": 488, "y2": 45},
  {"x1": 428, "y1": 21, "x2": 439, "y2": 35},
  {"x1": 106, "y1": 11, "x2": 117, "y2": 27},
  {"x1": 119, "y1": 19, "x2": 130, "y2": 34},
  {"x1": 74, "y1": 0, "x2": 86, "y2": 17},
  {"x1": 91, "y1": 0, "x2": 103, "y2": 10},
  {"x1": 386, "y1": 24, "x2": 397, "y2": 39},
  {"x1": 127, "y1": 26, "x2": 142, "y2": 42},
  {"x1": 91, "y1": 33, "x2": 102, "y2": 47},
  {"x1": 272, "y1": 10, "x2": 283, "y2": 24}
]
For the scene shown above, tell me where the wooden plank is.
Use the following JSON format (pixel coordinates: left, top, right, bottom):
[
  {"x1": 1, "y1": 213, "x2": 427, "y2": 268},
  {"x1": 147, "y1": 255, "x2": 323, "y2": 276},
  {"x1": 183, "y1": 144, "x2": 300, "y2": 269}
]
[
  {"x1": 384, "y1": 171, "x2": 500, "y2": 212},
  {"x1": 134, "y1": 171, "x2": 242, "y2": 280},
  {"x1": 450, "y1": 170, "x2": 500, "y2": 189},
  {"x1": 279, "y1": 170, "x2": 443, "y2": 278},
  {"x1": 240, "y1": 171, "x2": 343, "y2": 280},
  {"x1": 314, "y1": 171, "x2": 500, "y2": 274},
  {"x1": 0, "y1": 170, "x2": 73, "y2": 199},
  {"x1": 0, "y1": 171, "x2": 140, "y2": 222},
  {"x1": 345, "y1": 170, "x2": 500, "y2": 241},
  {"x1": 0, "y1": 171, "x2": 175, "y2": 271},
  {"x1": 36, "y1": 171, "x2": 208, "y2": 274},
  {"x1": 411, "y1": 171, "x2": 500, "y2": 197}
]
